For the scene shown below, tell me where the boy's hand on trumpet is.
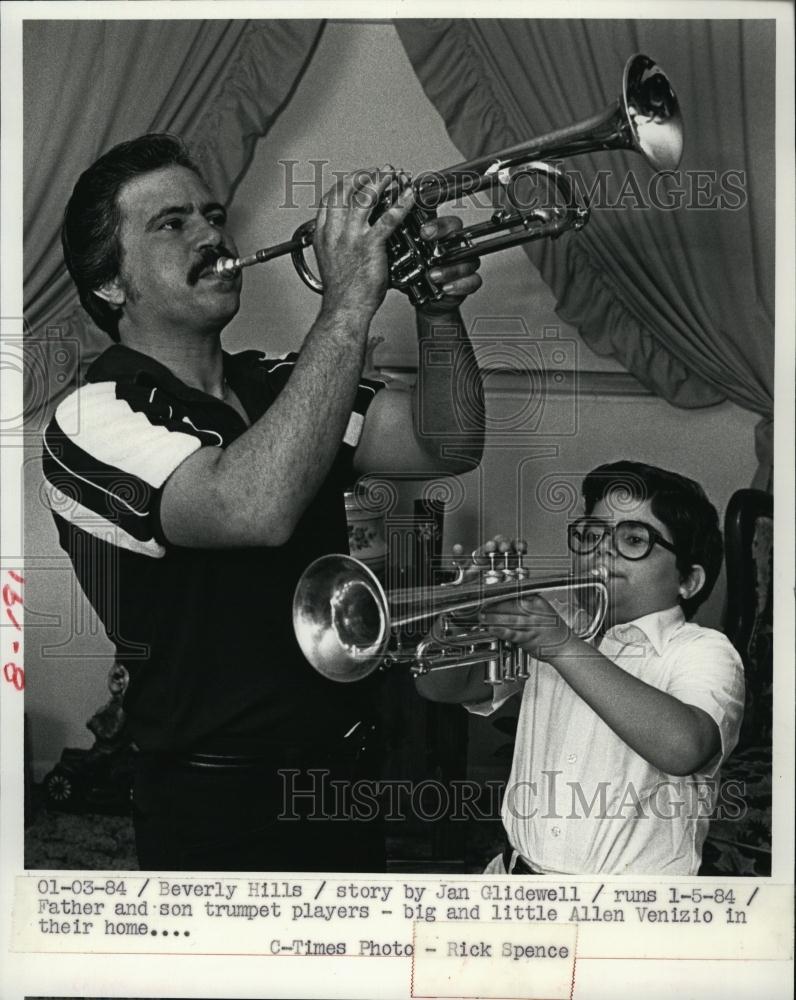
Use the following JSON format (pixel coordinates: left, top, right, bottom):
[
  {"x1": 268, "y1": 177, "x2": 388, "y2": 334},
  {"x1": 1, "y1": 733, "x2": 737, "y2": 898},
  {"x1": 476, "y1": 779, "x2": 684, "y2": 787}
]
[{"x1": 479, "y1": 594, "x2": 580, "y2": 661}]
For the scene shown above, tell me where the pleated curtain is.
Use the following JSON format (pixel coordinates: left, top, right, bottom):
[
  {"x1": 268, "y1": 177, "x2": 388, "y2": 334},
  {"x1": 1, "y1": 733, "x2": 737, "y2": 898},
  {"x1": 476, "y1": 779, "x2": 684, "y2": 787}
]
[{"x1": 396, "y1": 19, "x2": 775, "y2": 486}]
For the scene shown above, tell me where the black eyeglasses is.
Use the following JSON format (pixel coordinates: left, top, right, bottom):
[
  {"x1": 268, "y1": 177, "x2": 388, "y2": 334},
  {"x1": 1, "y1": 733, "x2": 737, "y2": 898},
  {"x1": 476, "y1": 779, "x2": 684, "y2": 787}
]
[{"x1": 567, "y1": 518, "x2": 678, "y2": 561}]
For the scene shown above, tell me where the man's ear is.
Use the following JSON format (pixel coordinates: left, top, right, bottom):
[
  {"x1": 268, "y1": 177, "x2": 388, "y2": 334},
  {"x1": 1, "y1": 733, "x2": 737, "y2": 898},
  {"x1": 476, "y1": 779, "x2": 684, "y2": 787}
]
[
  {"x1": 93, "y1": 277, "x2": 126, "y2": 308},
  {"x1": 680, "y1": 564, "x2": 707, "y2": 601}
]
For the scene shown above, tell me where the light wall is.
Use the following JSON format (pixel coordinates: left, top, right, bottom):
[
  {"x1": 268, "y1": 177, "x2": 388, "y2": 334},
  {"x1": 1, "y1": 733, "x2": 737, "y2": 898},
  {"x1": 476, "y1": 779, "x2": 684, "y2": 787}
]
[{"x1": 24, "y1": 21, "x2": 761, "y2": 778}]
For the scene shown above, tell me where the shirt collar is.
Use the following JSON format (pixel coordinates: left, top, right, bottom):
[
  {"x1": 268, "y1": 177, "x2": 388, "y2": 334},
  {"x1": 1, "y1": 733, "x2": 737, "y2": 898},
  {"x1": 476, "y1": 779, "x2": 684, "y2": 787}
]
[
  {"x1": 85, "y1": 343, "x2": 250, "y2": 404},
  {"x1": 604, "y1": 604, "x2": 685, "y2": 655}
]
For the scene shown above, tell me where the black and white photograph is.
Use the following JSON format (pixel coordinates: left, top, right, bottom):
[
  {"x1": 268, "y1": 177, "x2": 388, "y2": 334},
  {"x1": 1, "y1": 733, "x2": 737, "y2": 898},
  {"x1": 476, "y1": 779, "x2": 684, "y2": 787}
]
[{"x1": 1, "y1": 3, "x2": 793, "y2": 999}]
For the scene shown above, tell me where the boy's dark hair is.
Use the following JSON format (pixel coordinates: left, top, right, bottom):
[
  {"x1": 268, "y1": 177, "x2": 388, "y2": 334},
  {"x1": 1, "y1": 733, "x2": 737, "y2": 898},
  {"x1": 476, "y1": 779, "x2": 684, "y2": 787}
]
[
  {"x1": 581, "y1": 460, "x2": 723, "y2": 619},
  {"x1": 61, "y1": 133, "x2": 202, "y2": 341}
]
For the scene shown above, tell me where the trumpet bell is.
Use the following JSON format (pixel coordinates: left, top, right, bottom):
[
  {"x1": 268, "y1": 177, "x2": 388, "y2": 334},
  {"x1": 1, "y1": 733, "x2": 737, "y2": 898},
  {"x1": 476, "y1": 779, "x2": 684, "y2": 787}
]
[
  {"x1": 623, "y1": 54, "x2": 683, "y2": 171},
  {"x1": 293, "y1": 554, "x2": 390, "y2": 682}
]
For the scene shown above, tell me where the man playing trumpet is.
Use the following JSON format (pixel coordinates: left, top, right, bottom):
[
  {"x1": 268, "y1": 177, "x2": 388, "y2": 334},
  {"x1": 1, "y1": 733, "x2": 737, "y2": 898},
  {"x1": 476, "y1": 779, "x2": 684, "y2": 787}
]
[{"x1": 42, "y1": 133, "x2": 484, "y2": 871}]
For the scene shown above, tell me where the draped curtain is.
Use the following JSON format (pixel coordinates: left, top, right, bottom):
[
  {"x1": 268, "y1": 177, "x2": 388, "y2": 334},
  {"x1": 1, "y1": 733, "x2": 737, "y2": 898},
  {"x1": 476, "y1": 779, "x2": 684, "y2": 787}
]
[
  {"x1": 23, "y1": 19, "x2": 324, "y2": 415},
  {"x1": 396, "y1": 19, "x2": 775, "y2": 486}
]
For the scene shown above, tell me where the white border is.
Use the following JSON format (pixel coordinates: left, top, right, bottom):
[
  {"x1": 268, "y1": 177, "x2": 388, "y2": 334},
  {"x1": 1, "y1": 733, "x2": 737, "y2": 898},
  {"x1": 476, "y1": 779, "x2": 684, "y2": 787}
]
[{"x1": 1, "y1": 2, "x2": 793, "y2": 999}]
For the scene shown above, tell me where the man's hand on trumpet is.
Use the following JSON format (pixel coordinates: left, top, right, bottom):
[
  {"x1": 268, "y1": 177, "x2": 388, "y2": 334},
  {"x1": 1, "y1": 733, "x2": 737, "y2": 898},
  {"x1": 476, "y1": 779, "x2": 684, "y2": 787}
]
[
  {"x1": 313, "y1": 166, "x2": 416, "y2": 320},
  {"x1": 418, "y1": 214, "x2": 482, "y2": 313},
  {"x1": 313, "y1": 168, "x2": 481, "y2": 320}
]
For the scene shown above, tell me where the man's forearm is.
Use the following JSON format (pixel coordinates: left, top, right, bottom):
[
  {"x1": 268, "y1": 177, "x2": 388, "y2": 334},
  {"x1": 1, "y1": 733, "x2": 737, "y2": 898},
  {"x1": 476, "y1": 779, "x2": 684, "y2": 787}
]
[
  {"x1": 162, "y1": 303, "x2": 372, "y2": 547},
  {"x1": 217, "y1": 305, "x2": 371, "y2": 539},
  {"x1": 413, "y1": 306, "x2": 484, "y2": 471}
]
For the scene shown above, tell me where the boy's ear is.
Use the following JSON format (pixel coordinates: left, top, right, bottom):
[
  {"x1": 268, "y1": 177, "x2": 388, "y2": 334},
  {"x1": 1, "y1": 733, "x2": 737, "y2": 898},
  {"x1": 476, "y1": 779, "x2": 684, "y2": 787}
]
[
  {"x1": 679, "y1": 564, "x2": 706, "y2": 601},
  {"x1": 93, "y1": 277, "x2": 126, "y2": 308}
]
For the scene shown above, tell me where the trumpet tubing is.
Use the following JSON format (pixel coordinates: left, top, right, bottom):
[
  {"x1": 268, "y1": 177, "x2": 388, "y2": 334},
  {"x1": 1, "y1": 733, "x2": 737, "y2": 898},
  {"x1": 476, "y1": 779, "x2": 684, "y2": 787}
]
[
  {"x1": 217, "y1": 53, "x2": 682, "y2": 306},
  {"x1": 292, "y1": 551, "x2": 609, "y2": 684}
]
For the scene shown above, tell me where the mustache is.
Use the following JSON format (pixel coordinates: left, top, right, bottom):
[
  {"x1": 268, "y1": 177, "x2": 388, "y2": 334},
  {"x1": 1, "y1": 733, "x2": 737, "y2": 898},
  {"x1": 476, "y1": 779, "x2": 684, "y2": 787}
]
[{"x1": 187, "y1": 246, "x2": 236, "y2": 285}]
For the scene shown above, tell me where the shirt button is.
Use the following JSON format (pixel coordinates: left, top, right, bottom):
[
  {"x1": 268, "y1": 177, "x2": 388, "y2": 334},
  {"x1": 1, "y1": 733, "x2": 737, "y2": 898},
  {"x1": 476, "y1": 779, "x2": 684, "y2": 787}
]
[
  {"x1": 551, "y1": 826, "x2": 561, "y2": 837},
  {"x1": 567, "y1": 753, "x2": 577, "y2": 763}
]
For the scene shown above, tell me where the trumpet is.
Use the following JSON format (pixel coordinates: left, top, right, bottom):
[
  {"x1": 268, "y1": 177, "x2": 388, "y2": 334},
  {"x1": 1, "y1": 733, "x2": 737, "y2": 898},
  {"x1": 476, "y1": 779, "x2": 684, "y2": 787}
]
[
  {"x1": 217, "y1": 53, "x2": 682, "y2": 305},
  {"x1": 292, "y1": 543, "x2": 609, "y2": 684}
]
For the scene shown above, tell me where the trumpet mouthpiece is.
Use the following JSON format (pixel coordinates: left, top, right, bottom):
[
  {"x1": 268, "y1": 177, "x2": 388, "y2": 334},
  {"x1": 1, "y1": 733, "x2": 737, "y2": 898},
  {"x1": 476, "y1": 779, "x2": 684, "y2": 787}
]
[
  {"x1": 591, "y1": 566, "x2": 609, "y2": 581},
  {"x1": 215, "y1": 256, "x2": 240, "y2": 276}
]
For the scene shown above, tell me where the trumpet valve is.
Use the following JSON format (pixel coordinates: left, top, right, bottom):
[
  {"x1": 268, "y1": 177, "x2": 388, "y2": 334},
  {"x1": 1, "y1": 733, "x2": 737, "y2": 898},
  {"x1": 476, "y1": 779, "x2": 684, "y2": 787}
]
[
  {"x1": 389, "y1": 249, "x2": 416, "y2": 268},
  {"x1": 515, "y1": 538, "x2": 529, "y2": 579},
  {"x1": 516, "y1": 649, "x2": 532, "y2": 680},
  {"x1": 400, "y1": 264, "x2": 427, "y2": 284},
  {"x1": 483, "y1": 540, "x2": 501, "y2": 585},
  {"x1": 501, "y1": 643, "x2": 519, "y2": 682},
  {"x1": 499, "y1": 540, "x2": 515, "y2": 579},
  {"x1": 485, "y1": 640, "x2": 503, "y2": 684}
]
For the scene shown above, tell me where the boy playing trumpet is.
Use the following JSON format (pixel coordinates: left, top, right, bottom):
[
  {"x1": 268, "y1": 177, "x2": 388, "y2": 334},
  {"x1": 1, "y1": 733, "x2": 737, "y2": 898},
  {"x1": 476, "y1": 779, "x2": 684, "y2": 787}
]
[{"x1": 416, "y1": 461, "x2": 745, "y2": 875}]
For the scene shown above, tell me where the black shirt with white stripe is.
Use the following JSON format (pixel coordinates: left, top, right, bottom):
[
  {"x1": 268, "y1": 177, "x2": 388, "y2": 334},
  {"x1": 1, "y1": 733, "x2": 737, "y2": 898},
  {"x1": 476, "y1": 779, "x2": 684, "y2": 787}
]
[{"x1": 42, "y1": 344, "x2": 386, "y2": 754}]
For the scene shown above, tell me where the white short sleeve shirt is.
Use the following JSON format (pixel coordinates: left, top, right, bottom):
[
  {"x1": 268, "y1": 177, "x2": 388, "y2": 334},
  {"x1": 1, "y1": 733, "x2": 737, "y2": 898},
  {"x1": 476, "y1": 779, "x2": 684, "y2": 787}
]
[{"x1": 468, "y1": 605, "x2": 745, "y2": 875}]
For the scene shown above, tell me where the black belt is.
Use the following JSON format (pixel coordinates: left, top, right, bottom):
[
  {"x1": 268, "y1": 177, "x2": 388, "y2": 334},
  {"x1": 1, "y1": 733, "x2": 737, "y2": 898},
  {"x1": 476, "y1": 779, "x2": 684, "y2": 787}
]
[
  {"x1": 503, "y1": 843, "x2": 542, "y2": 875},
  {"x1": 140, "y1": 750, "x2": 361, "y2": 770},
  {"x1": 169, "y1": 752, "x2": 276, "y2": 770},
  {"x1": 140, "y1": 731, "x2": 381, "y2": 772}
]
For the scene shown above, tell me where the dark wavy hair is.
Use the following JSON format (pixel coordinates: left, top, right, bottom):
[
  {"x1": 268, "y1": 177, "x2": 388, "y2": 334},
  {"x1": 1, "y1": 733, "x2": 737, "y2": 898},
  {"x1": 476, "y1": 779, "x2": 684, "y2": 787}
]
[
  {"x1": 61, "y1": 134, "x2": 201, "y2": 340},
  {"x1": 581, "y1": 460, "x2": 723, "y2": 619}
]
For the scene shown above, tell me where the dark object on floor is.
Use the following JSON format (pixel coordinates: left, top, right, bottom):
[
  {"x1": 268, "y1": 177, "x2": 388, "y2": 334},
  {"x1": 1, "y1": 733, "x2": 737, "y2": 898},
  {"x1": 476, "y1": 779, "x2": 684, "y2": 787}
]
[
  {"x1": 41, "y1": 744, "x2": 136, "y2": 815},
  {"x1": 40, "y1": 660, "x2": 135, "y2": 816},
  {"x1": 85, "y1": 662, "x2": 130, "y2": 746}
]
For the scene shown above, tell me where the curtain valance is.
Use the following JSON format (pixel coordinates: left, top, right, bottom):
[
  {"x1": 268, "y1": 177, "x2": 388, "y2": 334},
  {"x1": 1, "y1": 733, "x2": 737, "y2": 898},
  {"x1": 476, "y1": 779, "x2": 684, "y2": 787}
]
[
  {"x1": 396, "y1": 19, "x2": 774, "y2": 482},
  {"x1": 23, "y1": 19, "x2": 324, "y2": 414}
]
